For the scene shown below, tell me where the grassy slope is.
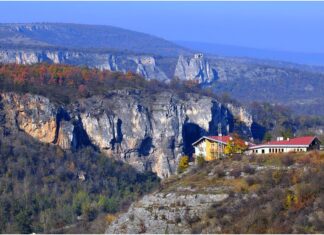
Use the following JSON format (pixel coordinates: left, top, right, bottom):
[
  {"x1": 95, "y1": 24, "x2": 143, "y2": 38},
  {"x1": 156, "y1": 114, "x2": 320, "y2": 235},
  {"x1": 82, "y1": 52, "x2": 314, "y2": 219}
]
[{"x1": 160, "y1": 151, "x2": 324, "y2": 233}]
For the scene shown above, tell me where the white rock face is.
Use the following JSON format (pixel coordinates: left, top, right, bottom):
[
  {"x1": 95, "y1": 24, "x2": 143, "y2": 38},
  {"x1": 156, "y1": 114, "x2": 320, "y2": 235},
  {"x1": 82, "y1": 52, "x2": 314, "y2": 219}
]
[
  {"x1": 131, "y1": 56, "x2": 168, "y2": 81},
  {"x1": 0, "y1": 49, "x2": 220, "y2": 83},
  {"x1": 226, "y1": 103, "x2": 253, "y2": 127},
  {"x1": 81, "y1": 112, "x2": 115, "y2": 150},
  {"x1": 174, "y1": 54, "x2": 216, "y2": 83},
  {"x1": 0, "y1": 90, "x2": 253, "y2": 178},
  {"x1": 0, "y1": 49, "x2": 169, "y2": 81},
  {"x1": 56, "y1": 120, "x2": 75, "y2": 150},
  {"x1": 0, "y1": 93, "x2": 58, "y2": 143}
]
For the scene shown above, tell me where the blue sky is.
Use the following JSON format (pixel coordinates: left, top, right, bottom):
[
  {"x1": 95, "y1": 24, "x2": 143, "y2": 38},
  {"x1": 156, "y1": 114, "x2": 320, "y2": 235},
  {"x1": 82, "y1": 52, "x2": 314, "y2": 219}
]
[{"x1": 0, "y1": 1, "x2": 324, "y2": 53}]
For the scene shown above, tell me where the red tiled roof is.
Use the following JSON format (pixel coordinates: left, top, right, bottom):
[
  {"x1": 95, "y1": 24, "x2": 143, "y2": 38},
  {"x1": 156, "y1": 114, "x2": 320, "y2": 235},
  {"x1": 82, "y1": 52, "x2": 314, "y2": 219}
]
[
  {"x1": 249, "y1": 136, "x2": 317, "y2": 149},
  {"x1": 266, "y1": 136, "x2": 316, "y2": 146},
  {"x1": 208, "y1": 136, "x2": 232, "y2": 144}
]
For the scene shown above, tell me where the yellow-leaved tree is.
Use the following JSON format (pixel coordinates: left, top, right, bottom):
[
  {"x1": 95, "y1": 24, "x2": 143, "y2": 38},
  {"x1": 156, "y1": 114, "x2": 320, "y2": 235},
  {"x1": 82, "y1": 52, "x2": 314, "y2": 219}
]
[
  {"x1": 224, "y1": 134, "x2": 247, "y2": 155},
  {"x1": 177, "y1": 155, "x2": 189, "y2": 174}
]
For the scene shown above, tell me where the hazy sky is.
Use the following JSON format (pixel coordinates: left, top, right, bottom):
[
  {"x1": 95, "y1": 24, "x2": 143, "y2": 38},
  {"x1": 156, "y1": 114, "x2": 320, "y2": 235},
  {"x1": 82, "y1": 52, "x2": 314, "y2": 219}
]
[{"x1": 0, "y1": 1, "x2": 324, "y2": 53}]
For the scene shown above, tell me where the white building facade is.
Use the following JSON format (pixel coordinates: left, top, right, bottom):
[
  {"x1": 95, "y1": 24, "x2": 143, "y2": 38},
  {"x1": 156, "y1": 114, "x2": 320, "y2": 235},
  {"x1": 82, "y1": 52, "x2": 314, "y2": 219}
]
[{"x1": 249, "y1": 136, "x2": 321, "y2": 155}]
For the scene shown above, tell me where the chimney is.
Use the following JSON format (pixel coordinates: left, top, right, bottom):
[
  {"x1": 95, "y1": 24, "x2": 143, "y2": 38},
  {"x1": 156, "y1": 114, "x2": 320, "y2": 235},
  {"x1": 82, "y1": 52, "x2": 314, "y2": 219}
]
[
  {"x1": 277, "y1": 137, "x2": 284, "y2": 141},
  {"x1": 218, "y1": 132, "x2": 222, "y2": 137}
]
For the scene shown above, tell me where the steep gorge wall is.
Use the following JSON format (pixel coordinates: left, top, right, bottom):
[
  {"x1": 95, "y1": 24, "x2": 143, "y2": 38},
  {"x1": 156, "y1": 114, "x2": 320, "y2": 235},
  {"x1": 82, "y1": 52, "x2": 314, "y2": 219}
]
[
  {"x1": 0, "y1": 49, "x2": 169, "y2": 81},
  {"x1": 0, "y1": 90, "x2": 253, "y2": 178},
  {"x1": 0, "y1": 49, "x2": 218, "y2": 84}
]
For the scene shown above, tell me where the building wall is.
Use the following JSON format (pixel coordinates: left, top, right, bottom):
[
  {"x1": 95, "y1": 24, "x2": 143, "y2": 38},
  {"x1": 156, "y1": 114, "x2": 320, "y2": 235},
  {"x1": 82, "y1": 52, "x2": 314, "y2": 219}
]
[
  {"x1": 252, "y1": 147, "x2": 307, "y2": 154},
  {"x1": 194, "y1": 139, "x2": 226, "y2": 161},
  {"x1": 308, "y1": 138, "x2": 321, "y2": 151},
  {"x1": 205, "y1": 140, "x2": 215, "y2": 161},
  {"x1": 194, "y1": 141, "x2": 206, "y2": 158}
]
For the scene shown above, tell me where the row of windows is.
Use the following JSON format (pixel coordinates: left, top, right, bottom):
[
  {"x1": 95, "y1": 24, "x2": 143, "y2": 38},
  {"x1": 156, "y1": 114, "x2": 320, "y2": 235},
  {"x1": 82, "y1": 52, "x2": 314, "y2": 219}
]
[
  {"x1": 269, "y1": 148, "x2": 284, "y2": 153},
  {"x1": 252, "y1": 148, "x2": 305, "y2": 154}
]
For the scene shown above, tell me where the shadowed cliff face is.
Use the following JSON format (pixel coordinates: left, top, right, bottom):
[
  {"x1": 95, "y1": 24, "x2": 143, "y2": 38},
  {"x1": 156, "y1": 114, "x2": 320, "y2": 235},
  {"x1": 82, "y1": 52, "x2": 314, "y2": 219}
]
[{"x1": 0, "y1": 90, "x2": 253, "y2": 178}]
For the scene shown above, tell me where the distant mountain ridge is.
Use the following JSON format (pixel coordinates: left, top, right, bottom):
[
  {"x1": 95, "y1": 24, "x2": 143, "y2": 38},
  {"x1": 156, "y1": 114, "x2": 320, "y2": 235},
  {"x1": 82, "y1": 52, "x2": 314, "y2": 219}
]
[
  {"x1": 0, "y1": 23, "x2": 190, "y2": 56},
  {"x1": 1, "y1": 23, "x2": 324, "y2": 115},
  {"x1": 176, "y1": 40, "x2": 324, "y2": 66}
]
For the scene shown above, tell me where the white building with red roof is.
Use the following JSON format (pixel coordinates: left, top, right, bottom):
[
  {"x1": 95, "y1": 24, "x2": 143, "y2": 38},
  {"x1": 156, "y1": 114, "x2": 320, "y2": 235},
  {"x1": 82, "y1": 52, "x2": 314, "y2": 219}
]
[{"x1": 249, "y1": 136, "x2": 321, "y2": 155}]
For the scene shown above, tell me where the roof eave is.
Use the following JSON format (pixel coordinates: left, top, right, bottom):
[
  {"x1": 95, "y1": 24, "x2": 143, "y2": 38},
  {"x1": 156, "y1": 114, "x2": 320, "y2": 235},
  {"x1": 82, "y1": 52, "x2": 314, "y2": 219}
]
[
  {"x1": 249, "y1": 144, "x2": 309, "y2": 149},
  {"x1": 192, "y1": 136, "x2": 228, "y2": 146}
]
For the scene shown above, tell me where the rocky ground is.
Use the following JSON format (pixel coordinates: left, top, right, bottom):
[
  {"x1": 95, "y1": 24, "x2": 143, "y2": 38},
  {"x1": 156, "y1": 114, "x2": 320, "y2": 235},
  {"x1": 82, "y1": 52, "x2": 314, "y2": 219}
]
[
  {"x1": 106, "y1": 151, "x2": 324, "y2": 234},
  {"x1": 106, "y1": 190, "x2": 228, "y2": 234}
]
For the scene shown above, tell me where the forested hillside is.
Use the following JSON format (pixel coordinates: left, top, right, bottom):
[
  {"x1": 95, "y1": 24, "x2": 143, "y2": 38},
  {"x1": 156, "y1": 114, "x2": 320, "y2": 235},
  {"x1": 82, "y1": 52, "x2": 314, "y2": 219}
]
[
  {"x1": 0, "y1": 63, "x2": 210, "y2": 104},
  {"x1": 248, "y1": 102, "x2": 324, "y2": 142},
  {"x1": 0, "y1": 130, "x2": 159, "y2": 233},
  {"x1": 0, "y1": 62, "x2": 323, "y2": 234}
]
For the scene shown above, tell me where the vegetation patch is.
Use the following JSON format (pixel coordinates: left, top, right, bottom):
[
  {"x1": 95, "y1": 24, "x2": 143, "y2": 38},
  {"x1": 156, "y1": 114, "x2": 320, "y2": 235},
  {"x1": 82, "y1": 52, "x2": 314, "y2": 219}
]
[
  {"x1": 158, "y1": 151, "x2": 324, "y2": 233},
  {"x1": 0, "y1": 131, "x2": 159, "y2": 233}
]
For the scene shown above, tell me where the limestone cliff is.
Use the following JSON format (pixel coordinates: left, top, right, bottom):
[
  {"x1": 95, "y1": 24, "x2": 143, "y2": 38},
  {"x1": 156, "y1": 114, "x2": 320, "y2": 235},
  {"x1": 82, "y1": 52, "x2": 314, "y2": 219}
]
[
  {"x1": 0, "y1": 49, "x2": 169, "y2": 81},
  {"x1": 0, "y1": 93, "x2": 58, "y2": 143},
  {"x1": 0, "y1": 90, "x2": 253, "y2": 178},
  {"x1": 0, "y1": 49, "x2": 219, "y2": 84},
  {"x1": 174, "y1": 53, "x2": 216, "y2": 83}
]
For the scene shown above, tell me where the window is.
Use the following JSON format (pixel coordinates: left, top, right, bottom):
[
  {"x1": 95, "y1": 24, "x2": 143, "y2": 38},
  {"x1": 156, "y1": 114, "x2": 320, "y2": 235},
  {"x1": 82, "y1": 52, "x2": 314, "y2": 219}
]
[{"x1": 262, "y1": 149, "x2": 265, "y2": 154}]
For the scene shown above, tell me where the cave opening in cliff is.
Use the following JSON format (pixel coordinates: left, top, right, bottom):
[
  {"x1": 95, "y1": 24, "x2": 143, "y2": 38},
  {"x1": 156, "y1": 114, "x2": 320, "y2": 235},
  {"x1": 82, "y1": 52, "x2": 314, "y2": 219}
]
[
  {"x1": 138, "y1": 136, "x2": 153, "y2": 157},
  {"x1": 182, "y1": 122, "x2": 204, "y2": 157}
]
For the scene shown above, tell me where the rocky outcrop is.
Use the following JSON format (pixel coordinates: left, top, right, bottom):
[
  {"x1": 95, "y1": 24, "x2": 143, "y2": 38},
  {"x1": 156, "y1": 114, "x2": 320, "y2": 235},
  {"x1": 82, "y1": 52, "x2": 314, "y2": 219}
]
[
  {"x1": 174, "y1": 53, "x2": 217, "y2": 84},
  {"x1": 0, "y1": 49, "x2": 219, "y2": 84},
  {"x1": 0, "y1": 93, "x2": 58, "y2": 143},
  {"x1": 0, "y1": 90, "x2": 253, "y2": 178},
  {"x1": 106, "y1": 190, "x2": 228, "y2": 234},
  {"x1": 0, "y1": 49, "x2": 169, "y2": 81},
  {"x1": 226, "y1": 103, "x2": 253, "y2": 127},
  {"x1": 131, "y1": 56, "x2": 168, "y2": 81},
  {"x1": 56, "y1": 120, "x2": 75, "y2": 150}
]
